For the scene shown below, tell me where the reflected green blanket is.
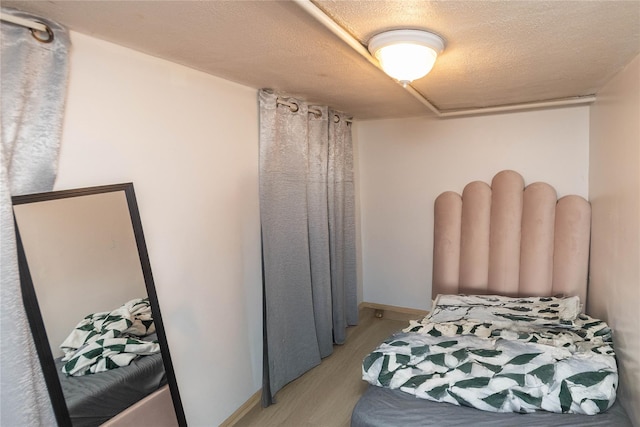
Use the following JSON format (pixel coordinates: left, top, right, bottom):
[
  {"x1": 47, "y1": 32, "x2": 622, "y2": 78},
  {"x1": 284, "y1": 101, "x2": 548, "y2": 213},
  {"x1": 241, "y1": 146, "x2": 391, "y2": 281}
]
[{"x1": 60, "y1": 298, "x2": 160, "y2": 376}]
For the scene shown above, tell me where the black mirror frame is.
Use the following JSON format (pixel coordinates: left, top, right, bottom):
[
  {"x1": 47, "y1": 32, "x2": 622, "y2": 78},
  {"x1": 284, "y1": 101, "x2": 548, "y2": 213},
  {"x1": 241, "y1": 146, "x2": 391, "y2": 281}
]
[{"x1": 12, "y1": 183, "x2": 187, "y2": 427}]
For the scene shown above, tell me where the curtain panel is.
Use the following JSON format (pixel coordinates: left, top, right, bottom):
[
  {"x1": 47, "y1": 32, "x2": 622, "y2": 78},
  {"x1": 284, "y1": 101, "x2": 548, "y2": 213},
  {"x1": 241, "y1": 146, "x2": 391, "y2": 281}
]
[
  {"x1": 1, "y1": 9, "x2": 70, "y2": 426},
  {"x1": 259, "y1": 90, "x2": 358, "y2": 405}
]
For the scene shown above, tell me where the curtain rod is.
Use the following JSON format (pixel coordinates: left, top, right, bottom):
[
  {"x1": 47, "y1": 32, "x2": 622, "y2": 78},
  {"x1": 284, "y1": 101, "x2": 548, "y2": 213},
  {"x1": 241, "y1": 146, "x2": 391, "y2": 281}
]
[
  {"x1": 1, "y1": 12, "x2": 47, "y2": 31},
  {"x1": 276, "y1": 98, "x2": 353, "y2": 123},
  {"x1": 1, "y1": 12, "x2": 54, "y2": 43}
]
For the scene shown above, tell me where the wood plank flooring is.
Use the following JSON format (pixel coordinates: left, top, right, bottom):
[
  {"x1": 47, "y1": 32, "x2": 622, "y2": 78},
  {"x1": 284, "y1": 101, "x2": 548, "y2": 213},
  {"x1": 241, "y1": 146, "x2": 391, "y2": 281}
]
[{"x1": 233, "y1": 308, "x2": 418, "y2": 427}]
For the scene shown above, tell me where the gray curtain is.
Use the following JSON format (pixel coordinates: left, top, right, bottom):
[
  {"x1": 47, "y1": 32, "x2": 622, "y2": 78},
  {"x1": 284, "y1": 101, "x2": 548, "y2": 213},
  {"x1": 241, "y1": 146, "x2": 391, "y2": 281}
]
[
  {"x1": 1, "y1": 9, "x2": 70, "y2": 426},
  {"x1": 259, "y1": 89, "x2": 358, "y2": 405}
]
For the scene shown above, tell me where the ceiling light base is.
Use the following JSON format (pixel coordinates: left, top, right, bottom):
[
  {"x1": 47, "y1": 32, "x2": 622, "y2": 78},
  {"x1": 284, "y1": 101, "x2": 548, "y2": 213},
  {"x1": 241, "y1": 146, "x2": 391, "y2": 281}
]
[{"x1": 368, "y1": 29, "x2": 445, "y2": 85}]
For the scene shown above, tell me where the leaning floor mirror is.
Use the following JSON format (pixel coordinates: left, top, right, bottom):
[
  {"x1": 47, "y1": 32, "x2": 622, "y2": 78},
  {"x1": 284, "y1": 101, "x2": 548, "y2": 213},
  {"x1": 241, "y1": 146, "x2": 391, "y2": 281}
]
[{"x1": 12, "y1": 183, "x2": 186, "y2": 427}]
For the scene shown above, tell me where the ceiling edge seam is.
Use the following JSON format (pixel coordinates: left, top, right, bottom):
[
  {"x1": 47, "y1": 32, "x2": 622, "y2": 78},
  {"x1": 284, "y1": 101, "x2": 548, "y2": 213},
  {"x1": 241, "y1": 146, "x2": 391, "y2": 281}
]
[
  {"x1": 295, "y1": 0, "x2": 596, "y2": 119},
  {"x1": 293, "y1": 0, "x2": 442, "y2": 116},
  {"x1": 437, "y1": 95, "x2": 597, "y2": 118}
]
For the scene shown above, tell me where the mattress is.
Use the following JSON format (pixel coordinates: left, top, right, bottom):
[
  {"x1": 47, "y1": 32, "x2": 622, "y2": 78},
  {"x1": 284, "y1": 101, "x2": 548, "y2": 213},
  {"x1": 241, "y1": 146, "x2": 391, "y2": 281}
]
[
  {"x1": 354, "y1": 295, "x2": 632, "y2": 426},
  {"x1": 56, "y1": 352, "x2": 167, "y2": 427},
  {"x1": 351, "y1": 385, "x2": 632, "y2": 427},
  {"x1": 362, "y1": 296, "x2": 619, "y2": 415}
]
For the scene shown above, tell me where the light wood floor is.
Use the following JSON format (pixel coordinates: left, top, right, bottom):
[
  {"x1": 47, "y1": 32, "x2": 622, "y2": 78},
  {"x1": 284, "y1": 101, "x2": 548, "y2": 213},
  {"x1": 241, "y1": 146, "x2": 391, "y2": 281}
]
[{"x1": 233, "y1": 307, "x2": 419, "y2": 427}]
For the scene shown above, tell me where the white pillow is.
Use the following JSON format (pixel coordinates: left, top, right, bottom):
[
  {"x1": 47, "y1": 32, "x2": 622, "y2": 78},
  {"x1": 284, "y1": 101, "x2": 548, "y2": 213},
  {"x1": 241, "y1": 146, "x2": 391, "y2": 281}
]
[{"x1": 427, "y1": 294, "x2": 582, "y2": 328}]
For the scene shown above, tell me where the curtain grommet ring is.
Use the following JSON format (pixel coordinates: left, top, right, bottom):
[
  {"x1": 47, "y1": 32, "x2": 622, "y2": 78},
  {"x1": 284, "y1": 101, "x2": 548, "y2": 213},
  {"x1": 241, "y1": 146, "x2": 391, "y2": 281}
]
[
  {"x1": 30, "y1": 23, "x2": 54, "y2": 43},
  {"x1": 310, "y1": 110, "x2": 322, "y2": 119},
  {"x1": 288, "y1": 102, "x2": 299, "y2": 113}
]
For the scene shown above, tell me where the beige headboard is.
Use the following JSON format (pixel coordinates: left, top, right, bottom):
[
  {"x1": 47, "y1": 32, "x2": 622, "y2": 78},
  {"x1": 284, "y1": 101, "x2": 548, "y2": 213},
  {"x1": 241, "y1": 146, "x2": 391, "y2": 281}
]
[{"x1": 432, "y1": 170, "x2": 591, "y2": 304}]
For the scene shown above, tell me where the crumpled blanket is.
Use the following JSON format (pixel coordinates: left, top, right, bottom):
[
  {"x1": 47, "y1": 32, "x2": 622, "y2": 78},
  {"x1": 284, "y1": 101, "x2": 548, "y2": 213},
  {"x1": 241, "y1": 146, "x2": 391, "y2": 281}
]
[
  {"x1": 60, "y1": 298, "x2": 160, "y2": 376},
  {"x1": 362, "y1": 296, "x2": 618, "y2": 415}
]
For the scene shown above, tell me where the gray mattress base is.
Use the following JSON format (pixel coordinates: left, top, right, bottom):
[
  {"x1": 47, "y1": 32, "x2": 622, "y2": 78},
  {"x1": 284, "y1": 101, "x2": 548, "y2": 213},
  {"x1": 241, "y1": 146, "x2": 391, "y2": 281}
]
[
  {"x1": 351, "y1": 385, "x2": 632, "y2": 427},
  {"x1": 56, "y1": 353, "x2": 167, "y2": 427}
]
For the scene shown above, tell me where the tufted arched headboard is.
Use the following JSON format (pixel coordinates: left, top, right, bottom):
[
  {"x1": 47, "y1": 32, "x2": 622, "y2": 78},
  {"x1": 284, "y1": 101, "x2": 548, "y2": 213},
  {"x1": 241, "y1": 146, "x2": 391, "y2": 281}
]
[{"x1": 432, "y1": 170, "x2": 591, "y2": 305}]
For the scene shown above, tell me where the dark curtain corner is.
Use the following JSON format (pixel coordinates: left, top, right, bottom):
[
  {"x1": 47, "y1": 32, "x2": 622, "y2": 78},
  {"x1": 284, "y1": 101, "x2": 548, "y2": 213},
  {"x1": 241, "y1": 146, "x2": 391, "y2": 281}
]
[{"x1": 260, "y1": 228, "x2": 273, "y2": 407}]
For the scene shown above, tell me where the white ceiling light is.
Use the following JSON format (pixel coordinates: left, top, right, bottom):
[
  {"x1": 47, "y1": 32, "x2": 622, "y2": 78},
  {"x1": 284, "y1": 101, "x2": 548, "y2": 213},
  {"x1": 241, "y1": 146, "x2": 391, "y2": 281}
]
[{"x1": 368, "y1": 29, "x2": 445, "y2": 87}]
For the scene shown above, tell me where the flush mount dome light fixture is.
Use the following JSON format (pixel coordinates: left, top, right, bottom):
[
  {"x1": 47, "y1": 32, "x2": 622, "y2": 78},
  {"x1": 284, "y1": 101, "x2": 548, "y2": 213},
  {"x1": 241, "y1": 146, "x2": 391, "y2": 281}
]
[{"x1": 367, "y1": 29, "x2": 445, "y2": 86}]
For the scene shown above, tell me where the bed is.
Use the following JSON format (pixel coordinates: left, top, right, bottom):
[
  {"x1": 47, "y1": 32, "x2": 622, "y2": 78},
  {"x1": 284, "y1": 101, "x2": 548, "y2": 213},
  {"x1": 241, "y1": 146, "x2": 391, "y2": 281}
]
[
  {"x1": 56, "y1": 298, "x2": 168, "y2": 426},
  {"x1": 351, "y1": 170, "x2": 632, "y2": 426},
  {"x1": 56, "y1": 347, "x2": 167, "y2": 427}
]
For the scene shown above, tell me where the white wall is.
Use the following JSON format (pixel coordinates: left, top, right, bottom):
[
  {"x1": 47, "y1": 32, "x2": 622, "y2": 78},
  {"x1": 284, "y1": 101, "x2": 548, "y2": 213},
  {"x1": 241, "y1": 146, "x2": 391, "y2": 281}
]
[
  {"x1": 354, "y1": 107, "x2": 589, "y2": 310},
  {"x1": 54, "y1": 32, "x2": 262, "y2": 426},
  {"x1": 588, "y1": 53, "x2": 640, "y2": 425}
]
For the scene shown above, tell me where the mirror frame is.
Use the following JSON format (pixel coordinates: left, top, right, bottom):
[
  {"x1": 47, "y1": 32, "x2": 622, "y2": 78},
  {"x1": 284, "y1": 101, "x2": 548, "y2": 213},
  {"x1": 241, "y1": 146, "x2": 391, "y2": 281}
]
[{"x1": 12, "y1": 183, "x2": 186, "y2": 427}]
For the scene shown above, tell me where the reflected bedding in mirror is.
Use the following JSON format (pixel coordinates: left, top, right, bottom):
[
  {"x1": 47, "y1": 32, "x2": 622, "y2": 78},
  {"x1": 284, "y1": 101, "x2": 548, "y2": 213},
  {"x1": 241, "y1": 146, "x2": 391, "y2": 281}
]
[
  {"x1": 60, "y1": 298, "x2": 159, "y2": 376},
  {"x1": 56, "y1": 297, "x2": 166, "y2": 425},
  {"x1": 56, "y1": 337, "x2": 166, "y2": 427}
]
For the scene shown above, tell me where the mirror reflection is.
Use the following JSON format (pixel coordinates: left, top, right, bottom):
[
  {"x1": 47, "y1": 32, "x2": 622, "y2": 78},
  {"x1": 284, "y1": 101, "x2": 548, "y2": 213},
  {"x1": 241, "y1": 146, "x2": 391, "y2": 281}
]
[{"x1": 12, "y1": 183, "x2": 185, "y2": 427}]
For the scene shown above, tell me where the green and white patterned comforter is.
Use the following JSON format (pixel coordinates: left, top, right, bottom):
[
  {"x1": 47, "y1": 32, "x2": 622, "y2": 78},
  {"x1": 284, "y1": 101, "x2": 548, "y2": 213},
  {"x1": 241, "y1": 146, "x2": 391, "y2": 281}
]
[
  {"x1": 60, "y1": 298, "x2": 160, "y2": 376},
  {"x1": 362, "y1": 295, "x2": 618, "y2": 415}
]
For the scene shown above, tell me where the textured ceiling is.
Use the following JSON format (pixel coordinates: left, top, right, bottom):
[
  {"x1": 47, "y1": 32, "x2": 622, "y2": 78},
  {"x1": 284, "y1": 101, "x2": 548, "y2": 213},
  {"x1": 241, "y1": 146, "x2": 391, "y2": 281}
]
[{"x1": 3, "y1": 1, "x2": 640, "y2": 120}]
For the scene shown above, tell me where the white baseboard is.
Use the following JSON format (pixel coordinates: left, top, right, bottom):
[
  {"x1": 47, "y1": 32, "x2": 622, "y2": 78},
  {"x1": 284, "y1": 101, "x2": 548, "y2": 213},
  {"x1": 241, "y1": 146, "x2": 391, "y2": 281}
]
[
  {"x1": 219, "y1": 389, "x2": 261, "y2": 427},
  {"x1": 359, "y1": 301, "x2": 429, "y2": 317}
]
